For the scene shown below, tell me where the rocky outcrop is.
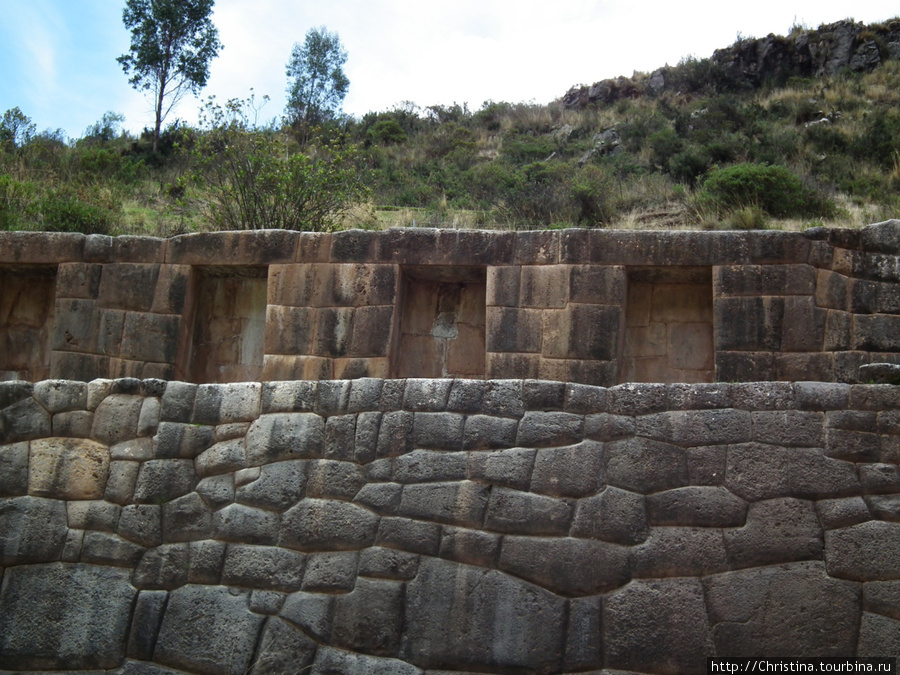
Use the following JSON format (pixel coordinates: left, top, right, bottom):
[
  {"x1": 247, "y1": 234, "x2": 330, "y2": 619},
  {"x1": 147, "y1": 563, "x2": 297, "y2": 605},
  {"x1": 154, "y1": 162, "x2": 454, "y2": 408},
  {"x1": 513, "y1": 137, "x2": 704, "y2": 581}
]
[{"x1": 563, "y1": 19, "x2": 900, "y2": 108}]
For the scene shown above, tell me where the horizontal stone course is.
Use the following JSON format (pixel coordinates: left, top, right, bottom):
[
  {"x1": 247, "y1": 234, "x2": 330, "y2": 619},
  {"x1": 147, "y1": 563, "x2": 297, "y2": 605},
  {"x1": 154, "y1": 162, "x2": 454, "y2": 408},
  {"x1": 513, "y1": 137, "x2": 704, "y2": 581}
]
[{"x1": 0, "y1": 377, "x2": 899, "y2": 674}]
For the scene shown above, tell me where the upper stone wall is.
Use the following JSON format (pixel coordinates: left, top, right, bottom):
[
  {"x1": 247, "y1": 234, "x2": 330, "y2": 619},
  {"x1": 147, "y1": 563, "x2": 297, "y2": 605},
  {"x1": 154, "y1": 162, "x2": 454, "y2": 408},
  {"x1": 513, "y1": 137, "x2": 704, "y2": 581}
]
[{"x1": 1, "y1": 222, "x2": 899, "y2": 385}]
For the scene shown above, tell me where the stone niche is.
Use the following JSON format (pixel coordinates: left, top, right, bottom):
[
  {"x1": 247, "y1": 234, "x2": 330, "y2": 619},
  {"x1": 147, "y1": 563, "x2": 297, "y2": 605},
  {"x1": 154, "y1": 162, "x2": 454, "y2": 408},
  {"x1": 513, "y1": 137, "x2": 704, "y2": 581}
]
[
  {"x1": 392, "y1": 266, "x2": 486, "y2": 378},
  {"x1": 620, "y1": 267, "x2": 714, "y2": 383},
  {"x1": 188, "y1": 266, "x2": 267, "y2": 383},
  {"x1": 0, "y1": 265, "x2": 56, "y2": 381}
]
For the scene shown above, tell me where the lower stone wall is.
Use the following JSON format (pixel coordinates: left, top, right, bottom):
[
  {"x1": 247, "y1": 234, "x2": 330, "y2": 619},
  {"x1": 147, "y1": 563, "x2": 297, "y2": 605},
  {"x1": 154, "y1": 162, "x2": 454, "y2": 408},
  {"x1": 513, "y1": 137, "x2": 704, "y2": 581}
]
[{"x1": 1, "y1": 377, "x2": 899, "y2": 674}]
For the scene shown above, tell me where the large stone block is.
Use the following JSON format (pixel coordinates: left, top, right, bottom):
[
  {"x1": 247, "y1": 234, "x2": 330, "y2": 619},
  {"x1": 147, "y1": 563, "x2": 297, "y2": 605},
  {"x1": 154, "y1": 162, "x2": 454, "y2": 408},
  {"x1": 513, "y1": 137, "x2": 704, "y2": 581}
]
[
  {"x1": 704, "y1": 561, "x2": 861, "y2": 657},
  {"x1": 0, "y1": 562, "x2": 135, "y2": 670},
  {"x1": 647, "y1": 486, "x2": 748, "y2": 527},
  {"x1": 0, "y1": 442, "x2": 29, "y2": 496},
  {"x1": 281, "y1": 498, "x2": 379, "y2": 551},
  {"x1": 604, "y1": 577, "x2": 714, "y2": 674},
  {"x1": 724, "y1": 498, "x2": 823, "y2": 568},
  {"x1": 825, "y1": 520, "x2": 900, "y2": 581},
  {"x1": 467, "y1": 447, "x2": 535, "y2": 490},
  {"x1": 530, "y1": 440, "x2": 604, "y2": 497},
  {"x1": 245, "y1": 413, "x2": 324, "y2": 465},
  {"x1": 484, "y1": 487, "x2": 572, "y2": 535},
  {"x1": 236, "y1": 459, "x2": 307, "y2": 511},
  {"x1": 0, "y1": 495, "x2": 67, "y2": 564},
  {"x1": 154, "y1": 584, "x2": 265, "y2": 675},
  {"x1": 397, "y1": 480, "x2": 489, "y2": 528},
  {"x1": 632, "y1": 526, "x2": 730, "y2": 578},
  {"x1": 402, "y1": 557, "x2": 566, "y2": 672},
  {"x1": 331, "y1": 577, "x2": 405, "y2": 657},
  {"x1": 605, "y1": 437, "x2": 688, "y2": 494},
  {"x1": 98, "y1": 263, "x2": 160, "y2": 312},
  {"x1": 714, "y1": 296, "x2": 784, "y2": 351},
  {"x1": 571, "y1": 486, "x2": 648, "y2": 545},
  {"x1": 221, "y1": 544, "x2": 306, "y2": 592},
  {"x1": 28, "y1": 437, "x2": 109, "y2": 500}
]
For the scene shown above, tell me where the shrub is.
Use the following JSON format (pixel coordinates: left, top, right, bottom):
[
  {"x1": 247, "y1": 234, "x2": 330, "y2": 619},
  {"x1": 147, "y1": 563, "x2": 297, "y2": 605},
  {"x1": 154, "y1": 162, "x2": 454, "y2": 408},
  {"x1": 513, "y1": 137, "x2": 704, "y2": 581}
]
[
  {"x1": 697, "y1": 162, "x2": 831, "y2": 217},
  {"x1": 367, "y1": 118, "x2": 407, "y2": 145},
  {"x1": 38, "y1": 188, "x2": 115, "y2": 234}
]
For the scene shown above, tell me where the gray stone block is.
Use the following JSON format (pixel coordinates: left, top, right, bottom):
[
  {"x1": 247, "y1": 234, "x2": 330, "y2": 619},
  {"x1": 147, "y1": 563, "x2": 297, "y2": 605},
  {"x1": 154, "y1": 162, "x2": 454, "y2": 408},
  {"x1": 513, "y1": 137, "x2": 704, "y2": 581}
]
[
  {"x1": 0, "y1": 496, "x2": 67, "y2": 565},
  {"x1": 705, "y1": 561, "x2": 861, "y2": 658},
  {"x1": 825, "y1": 428, "x2": 881, "y2": 462},
  {"x1": 787, "y1": 448, "x2": 861, "y2": 498},
  {"x1": 347, "y1": 377, "x2": 384, "y2": 412},
  {"x1": 438, "y1": 526, "x2": 499, "y2": 568},
  {"x1": 412, "y1": 412, "x2": 465, "y2": 450},
  {"x1": 863, "y1": 580, "x2": 900, "y2": 621},
  {"x1": 353, "y1": 482, "x2": 402, "y2": 514},
  {"x1": 866, "y1": 494, "x2": 900, "y2": 521},
  {"x1": 0, "y1": 380, "x2": 33, "y2": 410},
  {"x1": 530, "y1": 440, "x2": 605, "y2": 497},
  {"x1": 324, "y1": 413, "x2": 357, "y2": 460},
  {"x1": 110, "y1": 437, "x2": 154, "y2": 460},
  {"x1": 1, "y1": 396, "x2": 51, "y2": 441},
  {"x1": 79, "y1": 531, "x2": 145, "y2": 567},
  {"x1": 236, "y1": 459, "x2": 307, "y2": 511},
  {"x1": 306, "y1": 459, "x2": 367, "y2": 499},
  {"x1": 859, "y1": 463, "x2": 900, "y2": 494},
  {"x1": 250, "y1": 590, "x2": 285, "y2": 615},
  {"x1": 403, "y1": 378, "x2": 452, "y2": 411},
  {"x1": 51, "y1": 409, "x2": 94, "y2": 437},
  {"x1": 637, "y1": 409, "x2": 752, "y2": 447},
  {"x1": 356, "y1": 548, "x2": 419, "y2": 582},
  {"x1": 195, "y1": 473, "x2": 235, "y2": 508},
  {"x1": 192, "y1": 383, "x2": 261, "y2": 425},
  {"x1": 725, "y1": 442, "x2": 790, "y2": 501},
  {"x1": 0, "y1": 562, "x2": 135, "y2": 670},
  {"x1": 105, "y1": 460, "x2": 140, "y2": 505},
  {"x1": 725, "y1": 498, "x2": 823, "y2": 568},
  {"x1": 571, "y1": 486, "x2": 648, "y2": 545},
  {"x1": 376, "y1": 410, "x2": 414, "y2": 458},
  {"x1": 281, "y1": 498, "x2": 379, "y2": 551},
  {"x1": 462, "y1": 414, "x2": 518, "y2": 450},
  {"x1": 729, "y1": 381, "x2": 795, "y2": 410},
  {"x1": 522, "y1": 379, "x2": 566, "y2": 411},
  {"x1": 245, "y1": 413, "x2": 324, "y2": 465},
  {"x1": 133, "y1": 543, "x2": 189, "y2": 589},
  {"x1": 331, "y1": 577, "x2": 404, "y2": 657},
  {"x1": 91, "y1": 394, "x2": 143, "y2": 445},
  {"x1": 584, "y1": 413, "x2": 635, "y2": 441},
  {"x1": 647, "y1": 486, "x2": 748, "y2": 527},
  {"x1": 0, "y1": 442, "x2": 29, "y2": 496},
  {"x1": 484, "y1": 487, "x2": 573, "y2": 535},
  {"x1": 133, "y1": 459, "x2": 197, "y2": 504},
  {"x1": 250, "y1": 617, "x2": 317, "y2": 675},
  {"x1": 751, "y1": 410, "x2": 825, "y2": 446},
  {"x1": 212, "y1": 503, "x2": 278, "y2": 545},
  {"x1": 260, "y1": 380, "x2": 317, "y2": 414},
  {"x1": 564, "y1": 596, "x2": 603, "y2": 671},
  {"x1": 793, "y1": 381, "x2": 851, "y2": 411},
  {"x1": 816, "y1": 496, "x2": 872, "y2": 530},
  {"x1": 353, "y1": 410, "x2": 381, "y2": 464},
  {"x1": 607, "y1": 382, "x2": 669, "y2": 416},
  {"x1": 397, "y1": 481, "x2": 489, "y2": 528},
  {"x1": 857, "y1": 612, "x2": 900, "y2": 658},
  {"x1": 467, "y1": 447, "x2": 535, "y2": 490},
  {"x1": 403, "y1": 557, "x2": 566, "y2": 672},
  {"x1": 161, "y1": 492, "x2": 213, "y2": 543},
  {"x1": 187, "y1": 540, "x2": 225, "y2": 585},
  {"x1": 479, "y1": 380, "x2": 526, "y2": 418},
  {"x1": 826, "y1": 520, "x2": 900, "y2": 581},
  {"x1": 376, "y1": 516, "x2": 442, "y2": 555},
  {"x1": 394, "y1": 449, "x2": 467, "y2": 483},
  {"x1": 605, "y1": 437, "x2": 688, "y2": 494},
  {"x1": 604, "y1": 577, "x2": 714, "y2": 674},
  {"x1": 154, "y1": 585, "x2": 264, "y2": 675},
  {"x1": 33, "y1": 379, "x2": 87, "y2": 413},
  {"x1": 632, "y1": 526, "x2": 730, "y2": 578},
  {"x1": 302, "y1": 551, "x2": 359, "y2": 592},
  {"x1": 222, "y1": 544, "x2": 306, "y2": 592},
  {"x1": 365, "y1": 458, "x2": 392, "y2": 482},
  {"x1": 118, "y1": 504, "x2": 162, "y2": 547},
  {"x1": 195, "y1": 437, "x2": 245, "y2": 476},
  {"x1": 280, "y1": 591, "x2": 334, "y2": 642},
  {"x1": 67, "y1": 499, "x2": 121, "y2": 532},
  {"x1": 312, "y1": 645, "x2": 422, "y2": 675},
  {"x1": 127, "y1": 590, "x2": 168, "y2": 660},
  {"x1": 499, "y1": 535, "x2": 630, "y2": 596},
  {"x1": 516, "y1": 411, "x2": 584, "y2": 447},
  {"x1": 687, "y1": 445, "x2": 728, "y2": 485}
]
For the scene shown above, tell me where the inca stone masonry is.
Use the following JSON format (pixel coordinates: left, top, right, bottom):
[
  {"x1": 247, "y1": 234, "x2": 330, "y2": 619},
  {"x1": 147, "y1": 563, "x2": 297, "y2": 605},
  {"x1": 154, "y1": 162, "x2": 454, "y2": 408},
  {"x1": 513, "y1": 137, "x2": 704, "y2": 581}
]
[{"x1": 1, "y1": 223, "x2": 899, "y2": 673}]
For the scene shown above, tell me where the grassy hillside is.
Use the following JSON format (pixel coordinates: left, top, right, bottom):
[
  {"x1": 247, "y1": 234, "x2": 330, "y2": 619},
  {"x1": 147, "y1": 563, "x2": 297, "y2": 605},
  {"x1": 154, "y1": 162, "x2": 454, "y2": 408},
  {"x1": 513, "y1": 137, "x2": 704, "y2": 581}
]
[{"x1": 2, "y1": 20, "x2": 899, "y2": 235}]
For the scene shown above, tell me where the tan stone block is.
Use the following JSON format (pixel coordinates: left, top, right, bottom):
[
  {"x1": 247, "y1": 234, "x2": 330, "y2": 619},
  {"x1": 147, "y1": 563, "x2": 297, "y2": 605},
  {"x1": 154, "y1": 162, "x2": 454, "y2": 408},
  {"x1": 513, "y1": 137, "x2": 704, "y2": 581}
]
[
  {"x1": 625, "y1": 324, "x2": 667, "y2": 358},
  {"x1": 568, "y1": 359, "x2": 617, "y2": 386},
  {"x1": 626, "y1": 283, "x2": 652, "y2": 327},
  {"x1": 519, "y1": 265, "x2": 569, "y2": 308},
  {"x1": 151, "y1": 264, "x2": 193, "y2": 314},
  {"x1": 457, "y1": 283, "x2": 487, "y2": 326},
  {"x1": 486, "y1": 352, "x2": 540, "y2": 379},
  {"x1": 29, "y1": 437, "x2": 110, "y2": 500},
  {"x1": 538, "y1": 357, "x2": 568, "y2": 382},
  {"x1": 487, "y1": 307, "x2": 542, "y2": 353},
  {"x1": 265, "y1": 305, "x2": 316, "y2": 355},
  {"x1": 651, "y1": 283, "x2": 713, "y2": 323},
  {"x1": 166, "y1": 230, "x2": 299, "y2": 265},
  {"x1": 56, "y1": 263, "x2": 102, "y2": 299},
  {"x1": 119, "y1": 312, "x2": 180, "y2": 363},
  {"x1": 262, "y1": 354, "x2": 331, "y2": 381},
  {"x1": 395, "y1": 335, "x2": 442, "y2": 378},
  {"x1": 668, "y1": 323, "x2": 715, "y2": 370},
  {"x1": 330, "y1": 264, "x2": 397, "y2": 307},
  {"x1": 624, "y1": 357, "x2": 670, "y2": 383},
  {"x1": 447, "y1": 324, "x2": 486, "y2": 377},
  {"x1": 349, "y1": 306, "x2": 395, "y2": 357},
  {"x1": 781, "y1": 296, "x2": 826, "y2": 352},
  {"x1": 486, "y1": 266, "x2": 521, "y2": 307},
  {"x1": 570, "y1": 265, "x2": 627, "y2": 305},
  {"x1": 295, "y1": 232, "x2": 332, "y2": 262},
  {"x1": 98, "y1": 263, "x2": 160, "y2": 311},
  {"x1": 0, "y1": 232, "x2": 84, "y2": 263},
  {"x1": 333, "y1": 357, "x2": 390, "y2": 379},
  {"x1": 401, "y1": 279, "x2": 440, "y2": 335}
]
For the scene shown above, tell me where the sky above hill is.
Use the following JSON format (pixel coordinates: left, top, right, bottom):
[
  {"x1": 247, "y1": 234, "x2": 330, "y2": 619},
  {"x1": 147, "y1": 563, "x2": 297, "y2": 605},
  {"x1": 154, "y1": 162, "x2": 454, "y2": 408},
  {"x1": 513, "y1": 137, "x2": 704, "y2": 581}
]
[{"x1": 1, "y1": 0, "x2": 898, "y2": 141}]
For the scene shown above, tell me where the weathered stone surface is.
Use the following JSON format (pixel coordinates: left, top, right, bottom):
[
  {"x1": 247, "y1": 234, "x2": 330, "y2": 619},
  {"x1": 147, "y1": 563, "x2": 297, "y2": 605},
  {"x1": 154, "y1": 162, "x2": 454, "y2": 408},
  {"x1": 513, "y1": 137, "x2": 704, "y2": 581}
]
[
  {"x1": 0, "y1": 562, "x2": 135, "y2": 670},
  {"x1": 118, "y1": 504, "x2": 162, "y2": 547},
  {"x1": 857, "y1": 612, "x2": 900, "y2": 657},
  {"x1": 187, "y1": 540, "x2": 225, "y2": 585},
  {"x1": 359, "y1": 546, "x2": 420, "y2": 580},
  {"x1": 248, "y1": 617, "x2": 317, "y2": 675},
  {"x1": 331, "y1": 577, "x2": 404, "y2": 656},
  {"x1": 279, "y1": 591, "x2": 334, "y2": 641},
  {"x1": 787, "y1": 448, "x2": 861, "y2": 498},
  {"x1": 604, "y1": 577, "x2": 714, "y2": 674},
  {"x1": 132, "y1": 459, "x2": 197, "y2": 504},
  {"x1": 192, "y1": 382, "x2": 261, "y2": 425},
  {"x1": 307, "y1": 458, "x2": 367, "y2": 499},
  {"x1": 106, "y1": 460, "x2": 140, "y2": 505},
  {"x1": 127, "y1": 590, "x2": 168, "y2": 661},
  {"x1": 245, "y1": 413, "x2": 324, "y2": 465},
  {"x1": 816, "y1": 496, "x2": 872, "y2": 530},
  {"x1": 353, "y1": 481, "x2": 402, "y2": 514},
  {"x1": 162, "y1": 492, "x2": 213, "y2": 542},
  {"x1": 462, "y1": 414, "x2": 518, "y2": 450},
  {"x1": 281, "y1": 498, "x2": 379, "y2": 551},
  {"x1": 0, "y1": 495, "x2": 67, "y2": 564},
  {"x1": 91, "y1": 394, "x2": 143, "y2": 445},
  {"x1": 530, "y1": 440, "x2": 604, "y2": 497},
  {"x1": 705, "y1": 561, "x2": 860, "y2": 657},
  {"x1": 571, "y1": 486, "x2": 648, "y2": 545},
  {"x1": 637, "y1": 409, "x2": 751, "y2": 446},
  {"x1": 302, "y1": 551, "x2": 359, "y2": 591},
  {"x1": 499, "y1": 535, "x2": 630, "y2": 596},
  {"x1": 646, "y1": 486, "x2": 747, "y2": 527},
  {"x1": 313, "y1": 645, "x2": 423, "y2": 674},
  {"x1": 212, "y1": 503, "x2": 278, "y2": 545},
  {"x1": 751, "y1": 410, "x2": 824, "y2": 446},
  {"x1": 195, "y1": 473, "x2": 235, "y2": 508},
  {"x1": 236, "y1": 459, "x2": 307, "y2": 510},
  {"x1": 825, "y1": 520, "x2": 900, "y2": 581},
  {"x1": 605, "y1": 437, "x2": 688, "y2": 494},
  {"x1": 467, "y1": 447, "x2": 535, "y2": 490},
  {"x1": 27, "y1": 437, "x2": 110, "y2": 500},
  {"x1": 195, "y1": 438, "x2": 245, "y2": 476},
  {"x1": 1, "y1": 396, "x2": 51, "y2": 441},
  {"x1": 222, "y1": 544, "x2": 306, "y2": 591},
  {"x1": 154, "y1": 585, "x2": 265, "y2": 675},
  {"x1": 397, "y1": 481, "x2": 489, "y2": 528},
  {"x1": 863, "y1": 580, "x2": 900, "y2": 621},
  {"x1": 725, "y1": 498, "x2": 823, "y2": 568},
  {"x1": 516, "y1": 411, "x2": 584, "y2": 447},
  {"x1": 484, "y1": 487, "x2": 572, "y2": 535},
  {"x1": 632, "y1": 526, "x2": 730, "y2": 578},
  {"x1": 67, "y1": 499, "x2": 120, "y2": 531},
  {"x1": 725, "y1": 442, "x2": 790, "y2": 501},
  {"x1": 403, "y1": 557, "x2": 566, "y2": 672},
  {"x1": 0, "y1": 442, "x2": 29, "y2": 496},
  {"x1": 376, "y1": 516, "x2": 442, "y2": 555},
  {"x1": 133, "y1": 543, "x2": 189, "y2": 589}
]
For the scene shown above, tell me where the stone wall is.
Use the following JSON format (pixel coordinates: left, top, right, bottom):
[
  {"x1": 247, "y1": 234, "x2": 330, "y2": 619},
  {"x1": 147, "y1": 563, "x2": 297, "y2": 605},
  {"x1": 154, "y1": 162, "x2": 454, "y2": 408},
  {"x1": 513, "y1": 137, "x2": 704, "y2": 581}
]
[
  {"x1": 2, "y1": 377, "x2": 899, "y2": 673},
  {"x1": 1, "y1": 221, "x2": 899, "y2": 386}
]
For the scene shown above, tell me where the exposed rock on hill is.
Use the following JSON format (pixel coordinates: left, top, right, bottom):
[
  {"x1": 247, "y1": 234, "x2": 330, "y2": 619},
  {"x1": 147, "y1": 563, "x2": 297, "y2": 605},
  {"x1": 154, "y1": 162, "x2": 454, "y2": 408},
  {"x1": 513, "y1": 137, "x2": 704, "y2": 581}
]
[{"x1": 564, "y1": 19, "x2": 900, "y2": 108}]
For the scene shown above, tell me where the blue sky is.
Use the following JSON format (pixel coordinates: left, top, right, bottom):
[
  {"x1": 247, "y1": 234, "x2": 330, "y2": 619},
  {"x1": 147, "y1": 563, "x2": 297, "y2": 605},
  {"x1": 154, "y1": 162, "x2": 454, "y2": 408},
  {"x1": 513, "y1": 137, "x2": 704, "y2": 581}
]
[{"x1": 2, "y1": 0, "x2": 898, "y2": 141}]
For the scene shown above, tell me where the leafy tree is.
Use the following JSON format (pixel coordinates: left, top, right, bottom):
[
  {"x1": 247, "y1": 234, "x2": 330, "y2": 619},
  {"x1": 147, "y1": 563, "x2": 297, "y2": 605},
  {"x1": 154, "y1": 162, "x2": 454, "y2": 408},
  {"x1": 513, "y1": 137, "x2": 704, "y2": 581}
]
[
  {"x1": 285, "y1": 27, "x2": 349, "y2": 134},
  {"x1": 117, "y1": 0, "x2": 222, "y2": 152},
  {"x1": 0, "y1": 107, "x2": 36, "y2": 152}
]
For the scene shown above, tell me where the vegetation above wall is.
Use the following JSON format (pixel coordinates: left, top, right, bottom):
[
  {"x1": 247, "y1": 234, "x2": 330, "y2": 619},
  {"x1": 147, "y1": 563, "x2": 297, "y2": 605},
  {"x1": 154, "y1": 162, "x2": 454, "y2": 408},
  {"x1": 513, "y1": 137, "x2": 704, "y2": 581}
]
[{"x1": 1, "y1": 19, "x2": 899, "y2": 236}]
